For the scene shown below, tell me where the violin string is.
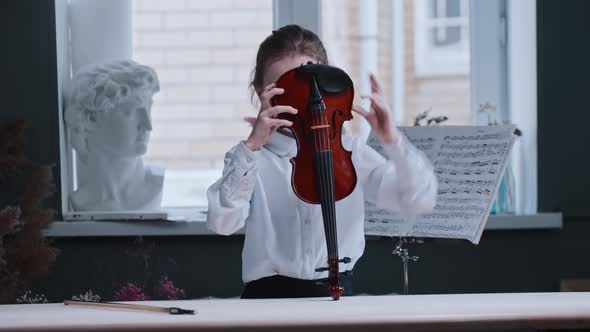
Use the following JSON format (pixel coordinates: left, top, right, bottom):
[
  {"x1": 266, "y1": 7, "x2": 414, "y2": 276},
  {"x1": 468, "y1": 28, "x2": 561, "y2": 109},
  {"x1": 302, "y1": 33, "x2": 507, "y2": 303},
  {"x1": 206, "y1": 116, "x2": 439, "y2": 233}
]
[
  {"x1": 315, "y1": 94, "x2": 334, "y2": 260},
  {"x1": 311, "y1": 78, "x2": 340, "y2": 290},
  {"x1": 330, "y1": 110, "x2": 338, "y2": 258},
  {"x1": 318, "y1": 101, "x2": 334, "y2": 257},
  {"x1": 326, "y1": 110, "x2": 337, "y2": 259},
  {"x1": 320, "y1": 100, "x2": 336, "y2": 260},
  {"x1": 324, "y1": 110, "x2": 335, "y2": 257},
  {"x1": 319, "y1": 109, "x2": 330, "y2": 257},
  {"x1": 311, "y1": 96, "x2": 330, "y2": 258},
  {"x1": 329, "y1": 105, "x2": 341, "y2": 284},
  {"x1": 322, "y1": 105, "x2": 335, "y2": 258}
]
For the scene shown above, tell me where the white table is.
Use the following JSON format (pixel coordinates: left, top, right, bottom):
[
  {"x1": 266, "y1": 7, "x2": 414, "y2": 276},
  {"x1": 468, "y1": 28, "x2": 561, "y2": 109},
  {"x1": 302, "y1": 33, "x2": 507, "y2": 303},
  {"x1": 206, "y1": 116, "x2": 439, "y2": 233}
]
[{"x1": 1, "y1": 293, "x2": 590, "y2": 331}]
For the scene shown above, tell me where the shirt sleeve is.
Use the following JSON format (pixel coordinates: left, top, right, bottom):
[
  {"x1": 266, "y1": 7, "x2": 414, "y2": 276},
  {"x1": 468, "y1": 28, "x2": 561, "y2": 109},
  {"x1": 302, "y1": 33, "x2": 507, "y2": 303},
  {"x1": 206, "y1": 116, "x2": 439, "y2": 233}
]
[
  {"x1": 355, "y1": 133, "x2": 438, "y2": 219},
  {"x1": 206, "y1": 142, "x2": 257, "y2": 235}
]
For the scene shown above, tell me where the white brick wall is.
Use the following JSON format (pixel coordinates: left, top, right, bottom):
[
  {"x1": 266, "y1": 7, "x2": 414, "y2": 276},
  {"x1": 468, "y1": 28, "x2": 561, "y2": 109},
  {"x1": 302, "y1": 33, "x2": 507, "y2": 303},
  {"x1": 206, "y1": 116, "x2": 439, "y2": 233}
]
[
  {"x1": 163, "y1": 50, "x2": 210, "y2": 65},
  {"x1": 134, "y1": 50, "x2": 164, "y2": 66},
  {"x1": 189, "y1": 67, "x2": 234, "y2": 83},
  {"x1": 188, "y1": 31, "x2": 234, "y2": 47},
  {"x1": 134, "y1": 13, "x2": 162, "y2": 30},
  {"x1": 133, "y1": 0, "x2": 272, "y2": 170},
  {"x1": 157, "y1": 68, "x2": 190, "y2": 84},
  {"x1": 187, "y1": 0, "x2": 233, "y2": 10},
  {"x1": 209, "y1": 12, "x2": 260, "y2": 28},
  {"x1": 210, "y1": 49, "x2": 257, "y2": 65},
  {"x1": 135, "y1": 0, "x2": 469, "y2": 172},
  {"x1": 163, "y1": 13, "x2": 209, "y2": 30},
  {"x1": 137, "y1": 32, "x2": 187, "y2": 48},
  {"x1": 137, "y1": 0, "x2": 186, "y2": 11}
]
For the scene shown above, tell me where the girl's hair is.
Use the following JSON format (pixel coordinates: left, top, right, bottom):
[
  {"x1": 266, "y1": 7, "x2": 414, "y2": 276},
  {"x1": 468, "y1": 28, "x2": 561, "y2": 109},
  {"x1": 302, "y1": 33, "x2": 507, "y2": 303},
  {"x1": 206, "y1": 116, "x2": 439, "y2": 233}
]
[{"x1": 250, "y1": 24, "x2": 328, "y2": 92}]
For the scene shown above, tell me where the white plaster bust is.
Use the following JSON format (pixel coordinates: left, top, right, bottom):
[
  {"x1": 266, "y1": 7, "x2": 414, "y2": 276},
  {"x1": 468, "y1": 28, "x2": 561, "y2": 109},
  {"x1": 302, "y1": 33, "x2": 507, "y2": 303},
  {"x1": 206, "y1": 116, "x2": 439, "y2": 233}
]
[{"x1": 64, "y1": 60, "x2": 164, "y2": 211}]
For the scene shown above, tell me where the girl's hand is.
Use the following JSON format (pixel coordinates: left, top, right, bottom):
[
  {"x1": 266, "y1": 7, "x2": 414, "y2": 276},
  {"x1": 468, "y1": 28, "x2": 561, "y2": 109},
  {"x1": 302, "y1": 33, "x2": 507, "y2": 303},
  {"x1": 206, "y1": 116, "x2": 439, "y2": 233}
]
[
  {"x1": 244, "y1": 83, "x2": 298, "y2": 151},
  {"x1": 352, "y1": 74, "x2": 399, "y2": 145}
]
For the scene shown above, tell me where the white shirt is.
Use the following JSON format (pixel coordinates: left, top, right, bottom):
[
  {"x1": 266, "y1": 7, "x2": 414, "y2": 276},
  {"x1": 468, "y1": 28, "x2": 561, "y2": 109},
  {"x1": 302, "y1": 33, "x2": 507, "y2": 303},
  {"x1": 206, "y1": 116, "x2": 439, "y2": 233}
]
[{"x1": 207, "y1": 131, "x2": 437, "y2": 283}]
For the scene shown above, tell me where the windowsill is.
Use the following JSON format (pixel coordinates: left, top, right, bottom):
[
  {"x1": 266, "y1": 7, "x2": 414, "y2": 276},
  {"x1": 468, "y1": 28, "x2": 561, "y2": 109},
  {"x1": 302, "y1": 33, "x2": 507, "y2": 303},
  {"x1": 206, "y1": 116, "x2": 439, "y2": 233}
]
[
  {"x1": 45, "y1": 213, "x2": 562, "y2": 237},
  {"x1": 484, "y1": 212, "x2": 562, "y2": 230}
]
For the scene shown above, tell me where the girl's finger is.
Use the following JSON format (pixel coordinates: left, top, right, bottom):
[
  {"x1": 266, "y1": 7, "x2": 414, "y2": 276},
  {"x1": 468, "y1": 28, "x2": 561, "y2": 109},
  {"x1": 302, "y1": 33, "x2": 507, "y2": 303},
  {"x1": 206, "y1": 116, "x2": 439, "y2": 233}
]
[
  {"x1": 265, "y1": 105, "x2": 298, "y2": 117},
  {"x1": 360, "y1": 94, "x2": 380, "y2": 107},
  {"x1": 263, "y1": 82, "x2": 276, "y2": 92},
  {"x1": 369, "y1": 73, "x2": 382, "y2": 94},
  {"x1": 261, "y1": 87, "x2": 285, "y2": 102},
  {"x1": 361, "y1": 95, "x2": 387, "y2": 113},
  {"x1": 268, "y1": 119, "x2": 293, "y2": 127},
  {"x1": 351, "y1": 104, "x2": 370, "y2": 118},
  {"x1": 243, "y1": 116, "x2": 257, "y2": 126}
]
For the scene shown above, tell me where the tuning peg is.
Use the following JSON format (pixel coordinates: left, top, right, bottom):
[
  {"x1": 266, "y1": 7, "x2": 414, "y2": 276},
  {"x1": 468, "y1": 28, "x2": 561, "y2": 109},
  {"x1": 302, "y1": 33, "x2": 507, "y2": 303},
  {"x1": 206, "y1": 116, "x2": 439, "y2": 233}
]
[
  {"x1": 340, "y1": 257, "x2": 351, "y2": 264},
  {"x1": 314, "y1": 257, "x2": 352, "y2": 272}
]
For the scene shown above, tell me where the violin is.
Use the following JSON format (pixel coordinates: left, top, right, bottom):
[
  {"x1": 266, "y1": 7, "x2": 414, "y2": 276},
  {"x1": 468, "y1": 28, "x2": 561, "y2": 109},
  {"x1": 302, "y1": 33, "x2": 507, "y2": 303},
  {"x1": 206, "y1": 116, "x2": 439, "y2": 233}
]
[{"x1": 273, "y1": 63, "x2": 357, "y2": 300}]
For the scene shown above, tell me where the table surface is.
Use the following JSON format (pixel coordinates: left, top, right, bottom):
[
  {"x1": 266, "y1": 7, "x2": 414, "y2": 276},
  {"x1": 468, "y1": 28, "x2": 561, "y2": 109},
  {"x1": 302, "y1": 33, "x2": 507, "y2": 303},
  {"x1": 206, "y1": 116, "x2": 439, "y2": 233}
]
[{"x1": 2, "y1": 292, "x2": 590, "y2": 332}]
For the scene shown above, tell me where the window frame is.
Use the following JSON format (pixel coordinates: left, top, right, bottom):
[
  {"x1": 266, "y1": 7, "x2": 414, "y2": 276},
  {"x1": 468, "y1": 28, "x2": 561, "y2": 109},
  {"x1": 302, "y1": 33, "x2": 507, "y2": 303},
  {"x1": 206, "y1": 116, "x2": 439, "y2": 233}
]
[
  {"x1": 505, "y1": 0, "x2": 538, "y2": 215},
  {"x1": 414, "y1": 0, "x2": 471, "y2": 77},
  {"x1": 469, "y1": 0, "x2": 538, "y2": 215}
]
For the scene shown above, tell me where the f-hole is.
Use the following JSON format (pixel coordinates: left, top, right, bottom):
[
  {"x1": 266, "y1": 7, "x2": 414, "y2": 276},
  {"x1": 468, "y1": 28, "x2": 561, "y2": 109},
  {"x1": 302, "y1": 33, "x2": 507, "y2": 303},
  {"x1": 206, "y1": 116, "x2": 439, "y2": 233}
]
[
  {"x1": 295, "y1": 114, "x2": 313, "y2": 143},
  {"x1": 330, "y1": 110, "x2": 343, "y2": 139}
]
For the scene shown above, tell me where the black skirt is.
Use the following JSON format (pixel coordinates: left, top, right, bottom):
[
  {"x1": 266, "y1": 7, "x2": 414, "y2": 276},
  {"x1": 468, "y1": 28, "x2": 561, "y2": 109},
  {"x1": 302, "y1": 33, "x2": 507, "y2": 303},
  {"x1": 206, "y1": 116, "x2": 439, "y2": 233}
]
[{"x1": 241, "y1": 271, "x2": 353, "y2": 299}]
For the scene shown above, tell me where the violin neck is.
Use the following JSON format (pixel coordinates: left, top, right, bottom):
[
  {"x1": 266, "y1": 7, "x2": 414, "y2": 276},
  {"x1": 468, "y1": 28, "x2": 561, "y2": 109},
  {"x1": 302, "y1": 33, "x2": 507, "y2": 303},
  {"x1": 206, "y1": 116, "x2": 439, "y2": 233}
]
[
  {"x1": 314, "y1": 151, "x2": 338, "y2": 258},
  {"x1": 314, "y1": 151, "x2": 343, "y2": 300}
]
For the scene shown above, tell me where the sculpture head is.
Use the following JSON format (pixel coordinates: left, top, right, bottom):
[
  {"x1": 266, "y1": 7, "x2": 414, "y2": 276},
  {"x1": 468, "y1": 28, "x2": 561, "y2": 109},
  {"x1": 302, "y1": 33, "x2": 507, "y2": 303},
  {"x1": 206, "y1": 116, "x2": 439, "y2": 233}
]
[{"x1": 64, "y1": 60, "x2": 160, "y2": 162}]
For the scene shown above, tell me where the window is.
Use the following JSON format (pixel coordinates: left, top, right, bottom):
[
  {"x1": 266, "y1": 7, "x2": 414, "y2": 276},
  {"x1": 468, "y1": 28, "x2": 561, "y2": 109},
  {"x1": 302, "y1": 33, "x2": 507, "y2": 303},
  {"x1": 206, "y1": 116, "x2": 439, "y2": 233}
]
[
  {"x1": 317, "y1": 0, "x2": 539, "y2": 219},
  {"x1": 56, "y1": 0, "x2": 273, "y2": 220},
  {"x1": 414, "y1": 0, "x2": 470, "y2": 77},
  {"x1": 54, "y1": 0, "x2": 544, "y2": 229}
]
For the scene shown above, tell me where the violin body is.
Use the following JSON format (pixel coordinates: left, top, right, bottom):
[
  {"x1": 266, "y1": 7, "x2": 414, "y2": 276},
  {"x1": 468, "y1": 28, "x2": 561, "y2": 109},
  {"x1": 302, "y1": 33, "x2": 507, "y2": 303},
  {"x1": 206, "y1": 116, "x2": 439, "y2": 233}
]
[
  {"x1": 274, "y1": 64, "x2": 357, "y2": 203},
  {"x1": 273, "y1": 63, "x2": 357, "y2": 300}
]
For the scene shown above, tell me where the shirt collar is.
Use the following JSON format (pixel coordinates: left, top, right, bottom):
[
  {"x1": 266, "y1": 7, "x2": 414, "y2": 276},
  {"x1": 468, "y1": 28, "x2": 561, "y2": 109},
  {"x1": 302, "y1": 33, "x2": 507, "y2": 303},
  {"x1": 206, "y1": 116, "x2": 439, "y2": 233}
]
[{"x1": 264, "y1": 131, "x2": 297, "y2": 158}]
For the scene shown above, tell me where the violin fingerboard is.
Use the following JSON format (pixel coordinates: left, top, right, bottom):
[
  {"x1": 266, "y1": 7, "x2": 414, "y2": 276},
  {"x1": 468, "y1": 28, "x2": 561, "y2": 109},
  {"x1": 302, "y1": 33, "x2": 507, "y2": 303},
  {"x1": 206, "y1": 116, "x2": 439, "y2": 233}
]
[{"x1": 314, "y1": 151, "x2": 339, "y2": 258}]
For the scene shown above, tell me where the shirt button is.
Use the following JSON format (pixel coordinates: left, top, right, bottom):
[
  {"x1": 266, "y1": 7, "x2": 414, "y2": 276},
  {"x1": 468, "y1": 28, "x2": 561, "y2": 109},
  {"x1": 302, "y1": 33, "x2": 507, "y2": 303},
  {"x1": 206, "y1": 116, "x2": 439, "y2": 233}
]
[
  {"x1": 304, "y1": 219, "x2": 310, "y2": 225},
  {"x1": 306, "y1": 248, "x2": 312, "y2": 255}
]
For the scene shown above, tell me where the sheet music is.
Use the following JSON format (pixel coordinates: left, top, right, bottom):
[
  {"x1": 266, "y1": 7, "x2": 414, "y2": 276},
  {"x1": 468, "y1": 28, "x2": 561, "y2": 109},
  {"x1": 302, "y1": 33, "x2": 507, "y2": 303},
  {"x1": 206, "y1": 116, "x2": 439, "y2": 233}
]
[{"x1": 364, "y1": 125, "x2": 516, "y2": 244}]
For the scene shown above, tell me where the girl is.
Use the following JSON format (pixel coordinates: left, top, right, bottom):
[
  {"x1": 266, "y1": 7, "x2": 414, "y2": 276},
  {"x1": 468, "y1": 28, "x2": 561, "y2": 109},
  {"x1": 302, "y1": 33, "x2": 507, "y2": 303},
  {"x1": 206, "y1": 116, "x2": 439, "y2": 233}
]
[{"x1": 207, "y1": 25, "x2": 437, "y2": 298}]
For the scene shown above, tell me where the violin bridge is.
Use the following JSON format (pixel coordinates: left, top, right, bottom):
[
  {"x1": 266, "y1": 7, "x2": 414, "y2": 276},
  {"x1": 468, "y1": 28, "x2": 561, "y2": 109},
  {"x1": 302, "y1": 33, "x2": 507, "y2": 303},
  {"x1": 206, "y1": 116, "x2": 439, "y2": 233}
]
[{"x1": 310, "y1": 125, "x2": 330, "y2": 130}]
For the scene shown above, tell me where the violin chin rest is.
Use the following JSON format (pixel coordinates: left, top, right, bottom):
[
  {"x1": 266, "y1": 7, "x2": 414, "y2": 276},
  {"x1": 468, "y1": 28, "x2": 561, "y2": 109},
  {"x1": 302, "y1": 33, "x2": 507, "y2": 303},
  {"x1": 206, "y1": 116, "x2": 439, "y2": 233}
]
[{"x1": 296, "y1": 64, "x2": 353, "y2": 93}]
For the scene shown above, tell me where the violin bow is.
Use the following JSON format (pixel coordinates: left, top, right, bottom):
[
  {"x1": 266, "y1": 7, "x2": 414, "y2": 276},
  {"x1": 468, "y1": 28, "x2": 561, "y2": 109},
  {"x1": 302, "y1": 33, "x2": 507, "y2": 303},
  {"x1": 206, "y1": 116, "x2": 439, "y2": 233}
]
[{"x1": 63, "y1": 300, "x2": 195, "y2": 315}]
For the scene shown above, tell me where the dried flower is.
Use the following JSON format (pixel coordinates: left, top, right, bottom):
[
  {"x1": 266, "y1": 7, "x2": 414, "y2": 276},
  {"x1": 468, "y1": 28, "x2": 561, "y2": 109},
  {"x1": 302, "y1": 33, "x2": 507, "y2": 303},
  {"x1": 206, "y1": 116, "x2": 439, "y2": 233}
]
[
  {"x1": 478, "y1": 101, "x2": 499, "y2": 125},
  {"x1": 414, "y1": 108, "x2": 449, "y2": 127},
  {"x1": 114, "y1": 283, "x2": 150, "y2": 301},
  {"x1": 0, "y1": 120, "x2": 29, "y2": 180},
  {"x1": 16, "y1": 290, "x2": 48, "y2": 304},
  {"x1": 0, "y1": 206, "x2": 21, "y2": 237},
  {"x1": 0, "y1": 120, "x2": 59, "y2": 304},
  {"x1": 71, "y1": 290, "x2": 101, "y2": 303},
  {"x1": 156, "y1": 275, "x2": 185, "y2": 300},
  {"x1": 477, "y1": 101, "x2": 522, "y2": 136}
]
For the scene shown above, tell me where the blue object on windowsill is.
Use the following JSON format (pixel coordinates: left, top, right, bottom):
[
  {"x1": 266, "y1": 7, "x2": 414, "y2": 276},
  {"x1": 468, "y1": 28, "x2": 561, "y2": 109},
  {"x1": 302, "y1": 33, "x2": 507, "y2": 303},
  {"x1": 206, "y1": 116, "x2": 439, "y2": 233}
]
[{"x1": 490, "y1": 162, "x2": 515, "y2": 214}]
